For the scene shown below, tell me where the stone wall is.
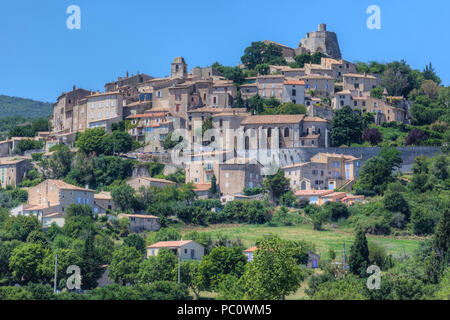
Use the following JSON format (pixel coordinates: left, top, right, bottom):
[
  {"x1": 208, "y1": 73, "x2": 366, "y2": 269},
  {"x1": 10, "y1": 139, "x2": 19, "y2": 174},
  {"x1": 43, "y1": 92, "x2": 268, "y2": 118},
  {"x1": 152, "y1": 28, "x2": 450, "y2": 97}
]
[{"x1": 279, "y1": 146, "x2": 441, "y2": 172}]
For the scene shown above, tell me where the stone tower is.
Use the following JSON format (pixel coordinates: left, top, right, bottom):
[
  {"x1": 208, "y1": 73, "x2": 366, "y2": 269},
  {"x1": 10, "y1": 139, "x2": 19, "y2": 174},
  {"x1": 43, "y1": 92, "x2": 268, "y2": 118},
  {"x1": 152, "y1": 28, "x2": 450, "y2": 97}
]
[
  {"x1": 296, "y1": 23, "x2": 342, "y2": 60},
  {"x1": 171, "y1": 57, "x2": 188, "y2": 79}
]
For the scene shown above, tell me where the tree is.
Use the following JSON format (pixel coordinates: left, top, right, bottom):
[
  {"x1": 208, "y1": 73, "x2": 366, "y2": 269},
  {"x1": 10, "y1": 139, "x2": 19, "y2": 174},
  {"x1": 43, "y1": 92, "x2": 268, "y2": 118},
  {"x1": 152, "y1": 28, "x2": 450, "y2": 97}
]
[
  {"x1": 247, "y1": 94, "x2": 264, "y2": 114},
  {"x1": 384, "y1": 192, "x2": 410, "y2": 219},
  {"x1": 137, "y1": 249, "x2": 176, "y2": 284},
  {"x1": 39, "y1": 248, "x2": 82, "y2": 286},
  {"x1": 263, "y1": 168, "x2": 290, "y2": 203},
  {"x1": 197, "y1": 246, "x2": 247, "y2": 291},
  {"x1": 428, "y1": 210, "x2": 450, "y2": 283},
  {"x1": 209, "y1": 174, "x2": 217, "y2": 194},
  {"x1": 76, "y1": 128, "x2": 107, "y2": 155},
  {"x1": 354, "y1": 147, "x2": 401, "y2": 196},
  {"x1": 330, "y1": 106, "x2": 363, "y2": 146},
  {"x1": 163, "y1": 131, "x2": 183, "y2": 150},
  {"x1": 255, "y1": 63, "x2": 270, "y2": 75},
  {"x1": 382, "y1": 60, "x2": 416, "y2": 97},
  {"x1": 370, "y1": 87, "x2": 384, "y2": 99},
  {"x1": 276, "y1": 102, "x2": 307, "y2": 115},
  {"x1": 3, "y1": 215, "x2": 41, "y2": 241},
  {"x1": 110, "y1": 246, "x2": 142, "y2": 285},
  {"x1": 349, "y1": 228, "x2": 370, "y2": 277},
  {"x1": 41, "y1": 143, "x2": 73, "y2": 179},
  {"x1": 9, "y1": 243, "x2": 46, "y2": 283},
  {"x1": 124, "y1": 234, "x2": 146, "y2": 254},
  {"x1": 104, "y1": 131, "x2": 133, "y2": 155},
  {"x1": 80, "y1": 234, "x2": 103, "y2": 290},
  {"x1": 242, "y1": 236, "x2": 304, "y2": 300},
  {"x1": 420, "y1": 80, "x2": 439, "y2": 100},
  {"x1": 179, "y1": 260, "x2": 202, "y2": 299},
  {"x1": 241, "y1": 42, "x2": 286, "y2": 70},
  {"x1": 362, "y1": 128, "x2": 382, "y2": 146},
  {"x1": 111, "y1": 183, "x2": 136, "y2": 211},
  {"x1": 312, "y1": 274, "x2": 366, "y2": 300},
  {"x1": 405, "y1": 128, "x2": 428, "y2": 146},
  {"x1": 422, "y1": 62, "x2": 441, "y2": 84}
]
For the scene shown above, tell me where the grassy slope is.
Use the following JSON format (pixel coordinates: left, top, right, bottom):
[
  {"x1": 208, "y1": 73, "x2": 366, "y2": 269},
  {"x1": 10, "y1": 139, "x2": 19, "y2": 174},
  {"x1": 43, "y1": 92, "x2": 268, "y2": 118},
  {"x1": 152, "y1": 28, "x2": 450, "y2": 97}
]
[{"x1": 178, "y1": 224, "x2": 425, "y2": 259}]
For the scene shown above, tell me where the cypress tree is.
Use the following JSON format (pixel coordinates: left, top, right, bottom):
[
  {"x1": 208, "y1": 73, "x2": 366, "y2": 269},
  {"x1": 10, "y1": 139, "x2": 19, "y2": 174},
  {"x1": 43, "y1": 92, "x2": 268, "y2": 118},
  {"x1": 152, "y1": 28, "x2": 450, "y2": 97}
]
[{"x1": 349, "y1": 228, "x2": 370, "y2": 277}]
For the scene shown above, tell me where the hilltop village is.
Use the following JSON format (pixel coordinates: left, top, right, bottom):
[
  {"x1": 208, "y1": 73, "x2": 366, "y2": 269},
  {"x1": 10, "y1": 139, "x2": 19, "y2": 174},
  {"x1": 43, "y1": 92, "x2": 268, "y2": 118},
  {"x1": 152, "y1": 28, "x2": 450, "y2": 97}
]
[
  {"x1": 1, "y1": 23, "x2": 420, "y2": 224},
  {"x1": 0, "y1": 21, "x2": 449, "y2": 300}
]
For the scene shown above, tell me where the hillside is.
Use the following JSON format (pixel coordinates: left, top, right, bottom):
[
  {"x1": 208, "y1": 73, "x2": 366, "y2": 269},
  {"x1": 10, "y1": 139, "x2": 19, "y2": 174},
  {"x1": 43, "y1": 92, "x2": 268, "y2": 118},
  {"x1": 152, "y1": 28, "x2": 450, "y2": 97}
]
[{"x1": 0, "y1": 94, "x2": 53, "y2": 119}]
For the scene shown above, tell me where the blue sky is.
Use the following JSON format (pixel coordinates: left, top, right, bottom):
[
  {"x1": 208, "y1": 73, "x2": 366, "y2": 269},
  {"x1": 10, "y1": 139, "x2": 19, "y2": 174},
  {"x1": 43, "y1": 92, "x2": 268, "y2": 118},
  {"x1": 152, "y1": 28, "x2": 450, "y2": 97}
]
[{"x1": 0, "y1": 0, "x2": 448, "y2": 102}]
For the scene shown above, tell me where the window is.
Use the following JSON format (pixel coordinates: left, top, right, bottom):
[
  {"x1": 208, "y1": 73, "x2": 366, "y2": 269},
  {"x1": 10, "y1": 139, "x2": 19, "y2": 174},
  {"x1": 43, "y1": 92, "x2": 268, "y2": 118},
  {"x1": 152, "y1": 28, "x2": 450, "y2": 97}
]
[
  {"x1": 284, "y1": 127, "x2": 289, "y2": 137},
  {"x1": 213, "y1": 97, "x2": 217, "y2": 104},
  {"x1": 292, "y1": 89, "x2": 296, "y2": 96},
  {"x1": 176, "y1": 105, "x2": 180, "y2": 112},
  {"x1": 354, "y1": 101, "x2": 357, "y2": 107}
]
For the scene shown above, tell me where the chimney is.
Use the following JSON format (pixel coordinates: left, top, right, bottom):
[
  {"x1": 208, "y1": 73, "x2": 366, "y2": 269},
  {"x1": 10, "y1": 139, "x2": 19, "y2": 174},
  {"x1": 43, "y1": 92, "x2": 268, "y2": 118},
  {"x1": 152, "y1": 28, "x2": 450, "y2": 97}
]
[{"x1": 85, "y1": 184, "x2": 89, "y2": 189}]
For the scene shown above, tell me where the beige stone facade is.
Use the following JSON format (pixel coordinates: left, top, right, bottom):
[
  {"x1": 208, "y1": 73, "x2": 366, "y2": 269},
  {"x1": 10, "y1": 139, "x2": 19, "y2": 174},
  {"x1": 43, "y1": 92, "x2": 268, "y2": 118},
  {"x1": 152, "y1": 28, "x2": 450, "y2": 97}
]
[
  {"x1": 282, "y1": 152, "x2": 362, "y2": 191},
  {"x1": 0, "y1": 157, "x2": 31, "y2": 188}
]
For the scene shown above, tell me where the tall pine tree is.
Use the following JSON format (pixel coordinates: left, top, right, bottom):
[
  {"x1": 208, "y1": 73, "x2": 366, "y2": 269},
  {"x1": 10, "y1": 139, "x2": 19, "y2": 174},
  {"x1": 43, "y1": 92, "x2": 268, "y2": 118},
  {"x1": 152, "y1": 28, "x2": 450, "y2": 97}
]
[{"x1": 349, "y1": 228, "x2": 370, "y2": 277}]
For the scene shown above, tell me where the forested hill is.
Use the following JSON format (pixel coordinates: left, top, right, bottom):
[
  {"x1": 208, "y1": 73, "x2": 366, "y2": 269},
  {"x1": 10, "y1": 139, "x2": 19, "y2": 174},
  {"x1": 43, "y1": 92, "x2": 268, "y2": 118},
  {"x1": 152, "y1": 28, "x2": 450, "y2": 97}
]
[{"x1": 0, "y1": 94, "x2": 53, "y2": 119}]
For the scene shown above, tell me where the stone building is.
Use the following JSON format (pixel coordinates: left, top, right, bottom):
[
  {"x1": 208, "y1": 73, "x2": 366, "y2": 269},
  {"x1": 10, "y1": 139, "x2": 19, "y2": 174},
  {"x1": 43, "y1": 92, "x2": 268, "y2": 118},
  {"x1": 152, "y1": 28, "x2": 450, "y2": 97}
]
[
  {"x1": 20, "y1": 180, "x2": 95, "y2": 218},
  {"x1": 171, "y1": 57, "x2": 188, "y2": 79},
  {"x1": 282, "y1": 152, "x2": 361, "y2": 191},
  {"x1": 240, "y1": 114, "x2": 330, "y2": 150},
  {"x1": 94, "y1": 191, "x2": 116, "y2": 213},
  {"x1": 296, "y1": 23, "x2": 342, "y2": 60},
  {"x1": 126, "y1": 176, "x2": 176, "y2": 191},
  {"x1": 299, "y1": 74, "x2": 335, "y2": 97},
  {"x1": 52, "y1": 86, "x2": 92, "y2": 134},
  {"x1": 343, "y1": 73, "x2": 380, "y2": 93},
  {"x1": 0, "y1": 157, "x2": 31, "y2": 188},
  {"x1": 147, "y1": 240, "x2": 204, "y2": 261},
  {"x1": 104, "y1": 72, "x2": 153, "y2": 92},
  {"x1": 117, "y1": 214, "x2": 161, "y2": 233},
  {"x1": 86, "y1": 91, "x2": 124, "y2": 133},
  {"x1": 127, "y1": 111, "x2": 174, "y2": 152},
  {"x1": 218, "y1": 158, "x2": 263, "y2": 197},
  {"x1": 282, "y1": 80, "x2": 305, "y2": 105}
]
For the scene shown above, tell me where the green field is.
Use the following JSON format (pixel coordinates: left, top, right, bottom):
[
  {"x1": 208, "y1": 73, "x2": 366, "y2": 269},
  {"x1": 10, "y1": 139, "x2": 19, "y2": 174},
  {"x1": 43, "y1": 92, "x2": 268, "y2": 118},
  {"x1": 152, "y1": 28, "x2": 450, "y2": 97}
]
[{"x1": 178, "y1": 224, "x2": 427, "y2": 259}]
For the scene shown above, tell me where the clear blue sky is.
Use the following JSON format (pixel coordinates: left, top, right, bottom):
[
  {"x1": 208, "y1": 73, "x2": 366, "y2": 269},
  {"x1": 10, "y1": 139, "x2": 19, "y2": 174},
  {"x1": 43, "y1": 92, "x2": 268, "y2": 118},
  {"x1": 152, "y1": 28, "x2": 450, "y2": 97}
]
[{"x1": 0, "y1": 0, "x2": 448, "y2": 102}]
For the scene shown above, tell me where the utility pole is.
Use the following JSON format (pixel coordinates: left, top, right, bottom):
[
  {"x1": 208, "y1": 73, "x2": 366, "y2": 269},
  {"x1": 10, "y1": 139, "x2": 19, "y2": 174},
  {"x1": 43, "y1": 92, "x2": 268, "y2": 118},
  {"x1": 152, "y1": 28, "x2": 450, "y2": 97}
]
[
  {"x1": 54, "y1": 254, "x2": 58, "y2": 293},
  {"x1": 343, "y1": 242, "x2": 347, "y2": 270},
  {"x1": 177, "y1": 249, "x2": 181, "y2": 284}
]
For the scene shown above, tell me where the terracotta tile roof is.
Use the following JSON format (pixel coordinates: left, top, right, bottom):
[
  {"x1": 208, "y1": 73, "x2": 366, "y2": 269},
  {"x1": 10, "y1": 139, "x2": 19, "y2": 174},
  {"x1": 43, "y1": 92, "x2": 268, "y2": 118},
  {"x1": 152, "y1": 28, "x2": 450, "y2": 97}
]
[
  {"x1": 321, "y1": 192, "x2": 347, "y2": 198},
  {"x1": 244, "y1": 246, "x2": 258, "y2": 253},
  {"x1": 240, "y1": 83, "x2": 257, "y2": 87},
  {"x1": 343, "y1": 73, "x2": 377, "y2": 80},
  {"x1": 118, "y1": 213, "x2": 159, "y2": 219},
  {"x1": 94, "y1": 191, "x2": 112, "y2": 200},
  {"x1": 48, "y1": 180, "x2": 94, "y2": 192},
  {"x1": 148, "y1": 240, "x2": 193, "y2": 249},
  {"x1": 188, "y1": 107, "x2": 231, "y2": 114},
  {"x1": 0, "y1": 157, "x2": 28, "y2": 165},
  {"x1": 126, "y1": 112, "x2": 168, "y2": 119},
  {"x1": 241, "y1": 114, "x2": 305, "y2": 125},
  {"x1": 193, "y1": 184, "x2": 211, "y2": 192},
  {"x1": 300, "y1": 74, "x2": 334, "y2": 80},
  {"x1": 303, "y1": 117, "x2": 328, "y2": 123},
  {"x1": 281, "y1": 162, "x2": 309, "y2": 169},
  {"x1": 284, "y1": 80, "x2": 305, "y2": 85},
  {"x1": 335, "y1": 90, "x2": 352, "y2": 95},
  {"x1": 295, "y1": 190, "x2": 334, "y2": 197},
  {"x1": 131, "y1": 176, "x2": 176, "y2": 185},
  {"x1": 342, "y1": 195, "x2": 365, "y2": 201}
]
